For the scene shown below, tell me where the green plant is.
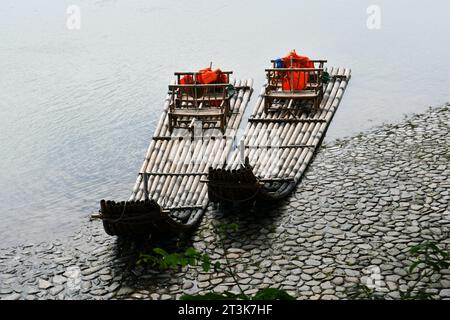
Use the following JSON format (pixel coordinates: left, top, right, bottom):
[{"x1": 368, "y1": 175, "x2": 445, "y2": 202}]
[
  {"x1": 181, "y1": 223, "x2": 294, "y2": 300},
  {"x1": 137, "y1": 247, "x2": 216, "y2": 272},
  {"x1": 400, "y1": 241, "x2": 449, "y2": 300},
  {"x1": 345, "y1": 283, "x2": 384, "y2": 300},
  {"x1": 252, "y1": 288, "x2": 296, "y2": 300},
  {"x1": 138, "y1": 222, "x2": 295, "y2": 300},
  {"x1": 347, "y1": 241, "x2": 450, "y2": 300},
  {"x1": 408, "y1": 241, "x2": 449, "y2": 274}
]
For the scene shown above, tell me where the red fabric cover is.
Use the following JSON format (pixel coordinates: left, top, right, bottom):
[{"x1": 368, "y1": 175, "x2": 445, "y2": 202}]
[
  {"x1": 281, "y1": 50, "x2": 312, "y2": 91},
  {"x1": 180, "y1": 74, "x2": 194, "y2": 85},
  {"x1": 180, "y1": 68, "x2": 228, "y2": 85},
  {"x1": 195, "y1": 67, "x2": 218, "y2": 84},
  {"x1": 214, "y1": 68, "x2": 228, "y2": 83},
  {"x1": 179, "y1": 67, "x2": 229, "y2": 107}
]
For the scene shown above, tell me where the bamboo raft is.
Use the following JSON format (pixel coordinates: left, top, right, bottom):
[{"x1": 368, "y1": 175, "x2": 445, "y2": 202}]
[
  {"x1": 207, "y1": 65, "x2": 351, "y2": 205},
  {"x1": 99, "y1": 72, "x2": 253, "y2": 237}
]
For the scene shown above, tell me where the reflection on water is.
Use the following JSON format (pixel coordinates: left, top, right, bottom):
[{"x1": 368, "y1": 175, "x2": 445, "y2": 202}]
[{"x1": 0, "y1": 0, "x2": 449, "y2": 247}]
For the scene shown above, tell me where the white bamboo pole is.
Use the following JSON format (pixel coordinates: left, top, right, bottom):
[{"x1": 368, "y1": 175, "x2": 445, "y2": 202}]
[
  {"x1": 274, "y1": 67, "x2": 339, "y2": 179},
  {"x1": 290, "y1": 68, "x2": 351, "y2": 181},
  {"x1": 186, "y1": 79, "x2": 247, "y2": 204},
  {"x1": 196, "y1": 79, "x2": 252, "y2": 206},
  {"x1": 129, "y1": 83, "x2": 174, "y2": 200}
]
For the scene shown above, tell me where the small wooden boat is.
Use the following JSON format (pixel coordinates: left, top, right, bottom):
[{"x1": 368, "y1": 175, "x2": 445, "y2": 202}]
[
  {"x1": 207, "y1": 53, "x2": 351, "y2": 205},
  {"x1": 99, "y1": 68, "x2": 253, "y2": 237}
]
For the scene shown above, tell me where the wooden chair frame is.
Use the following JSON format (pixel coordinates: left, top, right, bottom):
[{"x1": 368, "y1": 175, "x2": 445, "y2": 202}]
[
  {"x1": 264, "y1": 60, "x2": 327, "y2": 113},
  {"x1": 168, "y1": 71, "x2": 233, "y2": 133}
]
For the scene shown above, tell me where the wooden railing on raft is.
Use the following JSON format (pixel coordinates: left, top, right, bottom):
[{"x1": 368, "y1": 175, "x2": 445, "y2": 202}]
[
  {"x1": 264, "y1": 67, "x2": 325, "y2": 112},
  {"x1": 270, "y1": 59, "x2": 327, "y2": 71},
  {"x1": 174, "y1": 71, "x2": 233, "y2": 85},
  {"x1": 270, "y1": 59, "x2": 327, "y2": 91},
  {"x1": 264, "y1": 60, "x2": 327, "y2": 113},
  {"x1": 168, "y1": 71, "x2": 234, "y2": 133}
]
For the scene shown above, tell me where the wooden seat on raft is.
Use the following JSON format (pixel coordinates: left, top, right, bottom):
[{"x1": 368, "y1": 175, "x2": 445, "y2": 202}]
[
  {"x1": 168, "y1": 71, "x2": 233, "y2": 133},
  {"x1": 264, "y1": 59, "x2": 327, "y2": 113}
]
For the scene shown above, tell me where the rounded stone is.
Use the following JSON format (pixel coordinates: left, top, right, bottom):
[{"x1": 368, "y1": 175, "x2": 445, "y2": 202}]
[{"x1": 332, "y1": 277, "x2": 344, "y2": 286}]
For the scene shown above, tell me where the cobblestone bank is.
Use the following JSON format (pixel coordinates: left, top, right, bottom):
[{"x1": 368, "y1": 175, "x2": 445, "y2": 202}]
[{"x1": 1, "y1": 104, "x2": 449, "y2": 300}]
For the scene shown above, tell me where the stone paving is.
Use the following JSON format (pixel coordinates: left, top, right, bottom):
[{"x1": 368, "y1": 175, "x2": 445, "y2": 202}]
[{"x1": 1, "y1": 104, "x2": 449, "y2": 300}]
